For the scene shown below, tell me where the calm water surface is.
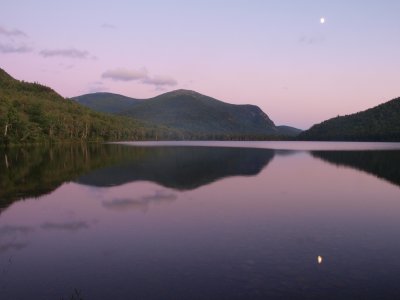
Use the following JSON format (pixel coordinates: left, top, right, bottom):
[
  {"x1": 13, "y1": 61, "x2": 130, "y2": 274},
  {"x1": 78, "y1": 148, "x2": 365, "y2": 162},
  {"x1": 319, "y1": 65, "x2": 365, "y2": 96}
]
[{"x1": 1, "y1": 141, "x2": 400, "y2": 300}]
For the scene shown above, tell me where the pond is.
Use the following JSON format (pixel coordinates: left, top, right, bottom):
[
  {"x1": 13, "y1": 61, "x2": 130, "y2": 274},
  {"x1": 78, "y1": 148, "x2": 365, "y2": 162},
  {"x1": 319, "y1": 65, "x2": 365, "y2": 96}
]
[{"x1": 1, "y1": 141, "x2": 400, "y2": 300}]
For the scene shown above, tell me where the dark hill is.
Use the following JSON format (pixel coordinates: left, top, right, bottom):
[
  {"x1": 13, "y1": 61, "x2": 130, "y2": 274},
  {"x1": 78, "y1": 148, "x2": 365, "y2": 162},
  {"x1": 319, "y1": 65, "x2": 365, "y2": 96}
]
[
  {"x1": 122, "y1": 89, "x2": 278, "y2": 137},
  {"x1": 300, "y1": 97, "x2": 400, "y2": 141},
  {"x1": 74, "y1": 92, "x2": 140, "y2": 114}
]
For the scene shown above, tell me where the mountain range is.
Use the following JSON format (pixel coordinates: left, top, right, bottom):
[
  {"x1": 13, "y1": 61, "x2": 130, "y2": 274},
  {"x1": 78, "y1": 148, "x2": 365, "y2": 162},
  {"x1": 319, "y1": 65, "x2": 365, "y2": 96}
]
[
  {"x1": 74, "y1": 90, "x2": 301, "y2": 138},
  {"x1": 2, "y1": 65, "x2": 400, "y2": 143}
]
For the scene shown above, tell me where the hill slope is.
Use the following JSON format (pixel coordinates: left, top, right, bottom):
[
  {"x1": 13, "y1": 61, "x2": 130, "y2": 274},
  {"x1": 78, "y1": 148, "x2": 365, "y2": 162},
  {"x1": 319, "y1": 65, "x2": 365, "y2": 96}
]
[
  {"x1": 122, "y1": 90, "x2": 278, "y2": 137},
  {"x1": 299, "y1": 97, "x2": 400, "y2": 141},
  {"x1": 276, "y1": 125, "x2": 303, "y2": 137},
  {"x1": 74, "y1": 92, "x2": 140, "y2": 114},
  {"x1": 0, "y1": 68, "x2": 173, "y2": 144}
]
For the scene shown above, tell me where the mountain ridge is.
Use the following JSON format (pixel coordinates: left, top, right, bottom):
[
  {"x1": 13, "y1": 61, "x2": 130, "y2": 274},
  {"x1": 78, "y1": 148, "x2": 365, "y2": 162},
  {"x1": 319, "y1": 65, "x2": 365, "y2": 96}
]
[{"x1": 74, "y1": 90, "x2": 302, "y2": 137}]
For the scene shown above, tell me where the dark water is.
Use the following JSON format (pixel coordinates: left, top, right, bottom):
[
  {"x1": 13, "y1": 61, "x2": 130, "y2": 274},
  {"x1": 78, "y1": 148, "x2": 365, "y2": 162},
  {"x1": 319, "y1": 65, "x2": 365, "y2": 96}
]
[{"x1": 1, "y1": 141, "x2": 400, "y2": 300}]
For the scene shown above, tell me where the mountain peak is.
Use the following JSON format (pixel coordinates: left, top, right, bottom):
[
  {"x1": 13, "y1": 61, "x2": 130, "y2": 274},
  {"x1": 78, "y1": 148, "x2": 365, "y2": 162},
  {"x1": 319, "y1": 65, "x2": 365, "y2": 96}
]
[{"x1": 158, "y1": 89, "x2": 201, "y2": 98}]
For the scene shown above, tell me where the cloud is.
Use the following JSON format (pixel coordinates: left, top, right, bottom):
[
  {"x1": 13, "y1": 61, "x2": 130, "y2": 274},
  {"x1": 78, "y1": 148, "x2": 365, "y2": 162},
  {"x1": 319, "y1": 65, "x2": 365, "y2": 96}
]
[
  {"x1": 0, "y1": 26, "x2": 31, "y2": 54},
  {"x1": 102, "y1": 68, "x2": 148, "y2": 81},
  {"x1": 102, "y1": 68, "x2": 178, "y2": 88},
  {"x1": 142, "y1": 75, "x2": 178, "y2": 87},
  {"x1": 102, "y1": 198, "x2": 149, "y2": 211},
  {"x1": 143, "y1": 190, "x2": 177, "y2": 202},
  {"x1": 101, "y1": 23, "x2": 116, "y2": 29},
  {"x1": 41, "y1": 221, "x2": 89, "y2": 232},
  {"x1": 0, "y1": 242, "x2": 28, "y2": 253},
  {"x1": 0, "y1": 43, "x2": 32, "y2": 53},
  {"x1": 103, "y1": 190, "x2": 177, "y2": 212},
  {"x1": 0, "y1": 26, "x2": 27, "y2": 37},
  {"x1": 0, "y1": 225, "x2": 34, "y2": 236},
  {"x1": 298, "y1": 35, "x2": 325, "y2": 45},
  {"x1": 39, "y1": 48, "x2": 90, "y2": 59}
]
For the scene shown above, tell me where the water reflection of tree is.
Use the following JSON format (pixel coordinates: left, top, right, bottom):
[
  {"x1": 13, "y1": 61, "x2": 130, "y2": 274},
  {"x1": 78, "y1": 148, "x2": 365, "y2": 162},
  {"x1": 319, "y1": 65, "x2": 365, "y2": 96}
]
[
  {"x1": 312, "y1": 150, "x2": 400, "y2": 188},
  {"x1": 0, "y1": 144, "x2": 131, "y2": 209}
]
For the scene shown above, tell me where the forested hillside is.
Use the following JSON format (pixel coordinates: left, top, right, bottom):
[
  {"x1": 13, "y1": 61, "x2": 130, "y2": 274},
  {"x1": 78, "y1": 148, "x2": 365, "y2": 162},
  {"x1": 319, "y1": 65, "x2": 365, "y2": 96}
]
[
  {"x1": 300, "y1": 97, "x2": 400, "y2": 141},
  {"x1": 0, "y1": 68, "x2": 178, "y2": 145}
]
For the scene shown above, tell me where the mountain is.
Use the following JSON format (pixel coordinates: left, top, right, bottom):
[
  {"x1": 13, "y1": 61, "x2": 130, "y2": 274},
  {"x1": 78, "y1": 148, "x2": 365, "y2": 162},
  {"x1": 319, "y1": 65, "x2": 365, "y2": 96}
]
[
  {"x1": 74, "y1": 92, "x2": 141, "y2": 114},
  {"x1": 0, "y1": 143, "x2": 274, "y2": 213},
  {"x1": 300, "y1": 97, "x2": 400, "y2": 141},
  {"x1": 0, "y1": 68, "x2": 175, "y2": 145},
  {"x1": 276, "y1": 125, "x2": 303, "y2": 137},
  {"x1": 74, "y1": 89, "x2": 302, "y2": 138},
  {"x1": 121, "y1": 89, "x2": 279, "y2": 136}
]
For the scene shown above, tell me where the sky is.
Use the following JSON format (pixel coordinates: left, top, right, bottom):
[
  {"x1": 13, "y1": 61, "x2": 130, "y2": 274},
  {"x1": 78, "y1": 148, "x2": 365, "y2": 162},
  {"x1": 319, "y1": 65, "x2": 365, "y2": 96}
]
[{"x1": 1, "y1": 0, "x2": 399, "y2": 129}]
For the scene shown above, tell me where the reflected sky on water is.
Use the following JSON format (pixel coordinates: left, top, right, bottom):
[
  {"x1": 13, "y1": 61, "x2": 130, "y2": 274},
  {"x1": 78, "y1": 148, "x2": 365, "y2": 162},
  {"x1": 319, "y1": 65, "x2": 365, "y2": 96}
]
[{"x1": 0, "y1": 142, "x2": 400, "y2": 299}]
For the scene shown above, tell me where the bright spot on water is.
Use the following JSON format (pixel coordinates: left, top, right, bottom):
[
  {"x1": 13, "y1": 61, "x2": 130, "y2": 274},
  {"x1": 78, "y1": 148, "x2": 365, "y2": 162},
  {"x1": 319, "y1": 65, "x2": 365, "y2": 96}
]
[{"x1": 317, "y1": 255, "x2": 323, "y2": 264}]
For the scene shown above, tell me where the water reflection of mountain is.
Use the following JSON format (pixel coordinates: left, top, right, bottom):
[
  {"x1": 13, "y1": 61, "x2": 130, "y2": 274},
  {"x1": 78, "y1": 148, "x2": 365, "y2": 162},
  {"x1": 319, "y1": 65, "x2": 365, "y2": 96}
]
[
  {"x1": 76, "y1": 147, "x2": 275, "y2": 190},
  {"x1": 0, "y1": 144, "x2": 275, "y2": 210},
  {"x1": 312, "y1": 150, "x2": 400, "y2": 188}
]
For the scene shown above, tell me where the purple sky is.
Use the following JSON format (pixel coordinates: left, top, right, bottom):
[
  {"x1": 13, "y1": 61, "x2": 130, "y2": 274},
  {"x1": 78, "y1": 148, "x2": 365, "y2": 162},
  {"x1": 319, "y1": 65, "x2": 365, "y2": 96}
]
[{"x1": 1, "y1": 0, "x2": 399, "y2": 129}]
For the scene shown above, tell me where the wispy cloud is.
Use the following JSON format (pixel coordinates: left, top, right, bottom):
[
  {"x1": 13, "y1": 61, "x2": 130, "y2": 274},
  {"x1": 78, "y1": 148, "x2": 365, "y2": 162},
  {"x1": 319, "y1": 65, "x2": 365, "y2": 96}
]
[
  {"x1": 0, "y1": 242, "x2": 28, "y2": 253},
  {"x1": 102, "y1": 67, "x2": 178, "y2": 88},
  {"x1": 87, "y1": 81, "x2": 109, "y2": 93},
  {"x1": 41, "y1": 221, "x2": 89, "y2": 232},
  {"x1": 0, "y1": 26, "x2": 27, "y2": 37},
  {"x1": 142, "y1": 75, "x2": 178, "y2": 87},
  {"x1": 101, "y1": 23, "x2": 116, "y2": 30},
  {"x1": 102, "y1": 68, "x2": 148, "y2": 81},
  {"x1": 0, "y1": 225, "x2": 34, "y2": 236},
  {"x1": 0, "y1": 43, "x2": 32, "y2": 53},
  {"x1": 102, "y1": 190, "x2": 177, "y2": 212},
  {"x1": 40, "y1": 48, "x2": 90, "y2": 59},
  {"x1": 0, "y1": 26, "x2": 32, "y2": 54}
]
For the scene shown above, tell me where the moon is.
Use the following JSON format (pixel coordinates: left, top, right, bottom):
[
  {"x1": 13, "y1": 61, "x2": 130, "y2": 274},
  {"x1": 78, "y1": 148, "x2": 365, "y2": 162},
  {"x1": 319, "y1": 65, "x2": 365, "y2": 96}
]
[{"x1": 320, "y1": 17, "x2": 325, "y2": 24}]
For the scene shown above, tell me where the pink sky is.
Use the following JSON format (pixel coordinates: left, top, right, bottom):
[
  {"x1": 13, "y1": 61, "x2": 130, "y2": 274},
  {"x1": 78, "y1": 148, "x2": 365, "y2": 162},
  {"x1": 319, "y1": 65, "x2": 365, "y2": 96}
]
[{"x1": 1, "y1": 0, "x2": 399, "y2": 129}]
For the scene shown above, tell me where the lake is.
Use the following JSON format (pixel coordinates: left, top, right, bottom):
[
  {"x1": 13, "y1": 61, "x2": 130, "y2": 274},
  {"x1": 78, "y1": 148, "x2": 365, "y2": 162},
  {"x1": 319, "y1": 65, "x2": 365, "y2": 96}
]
[{"x1": 1, "y1": 141, "x2": 400, "y2": 300}]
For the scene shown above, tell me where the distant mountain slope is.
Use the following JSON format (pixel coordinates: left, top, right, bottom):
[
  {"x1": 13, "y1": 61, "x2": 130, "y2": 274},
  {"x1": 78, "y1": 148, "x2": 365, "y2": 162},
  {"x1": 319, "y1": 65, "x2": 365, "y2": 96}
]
[
  {"x1": 74, "y1": 89, "x2": 298, "y2": 138},
  {"x1": 121, "y1": 90, "x2": 278, "y2": 136},
  {"x1": 0, "y1": 68, "x2": 173, "y2": 145},
  {"x1": 73, "y1": 92, "x2": 140, "y2": 114},
  {"x1": 276, "y1": 125, "x2": 303, "y2": 137},
  {"x1": 300, "y1": 97, "x2": 400, "y2": 141}
]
